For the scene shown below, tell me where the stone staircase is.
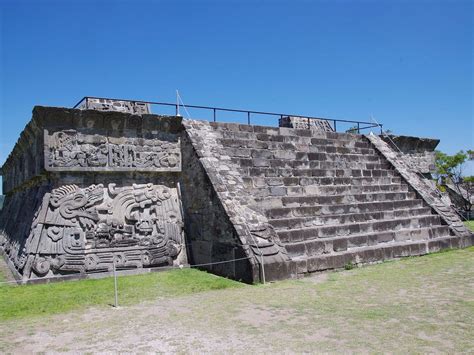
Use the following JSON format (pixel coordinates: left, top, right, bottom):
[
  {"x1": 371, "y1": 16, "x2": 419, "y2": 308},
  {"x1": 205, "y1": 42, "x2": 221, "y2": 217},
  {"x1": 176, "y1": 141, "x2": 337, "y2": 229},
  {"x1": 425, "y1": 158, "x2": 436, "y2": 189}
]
[{"x1": 208, "y1": 122, "x2": 466, "y2": 275}]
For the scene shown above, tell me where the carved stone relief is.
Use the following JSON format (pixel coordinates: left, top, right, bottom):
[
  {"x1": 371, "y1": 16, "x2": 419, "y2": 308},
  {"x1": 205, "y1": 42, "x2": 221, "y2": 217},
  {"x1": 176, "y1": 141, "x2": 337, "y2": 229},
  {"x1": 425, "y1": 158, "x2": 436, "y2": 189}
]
[
  {"x1": 279, "y1": 116, "x2": 334, "y2": 132},
  {"x1": 45, "y1": 130, "x2": 181, "y2": 171},
  {"x1": 77, "y1": 98, "x2": 151, "y2": 115},
  {"x1": 7, "y1": 183, "x2": 185, "y2": 279}
]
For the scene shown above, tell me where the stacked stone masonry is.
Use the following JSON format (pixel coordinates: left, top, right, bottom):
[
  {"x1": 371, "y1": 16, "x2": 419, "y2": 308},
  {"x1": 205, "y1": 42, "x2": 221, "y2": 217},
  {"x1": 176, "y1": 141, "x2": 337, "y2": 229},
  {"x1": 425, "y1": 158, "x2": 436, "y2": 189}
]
[
  {"x1": 0, "y1": 107, "x2": 187, "y2": 282},
  {"x1": 204, "y1": 122, "x2": 473, "y2": 275},
  {"x1": 380, "y1": 135, "x2": 439, "y2": 175},
  {"x1": 0, "y1": 106, "x2": 472, "y2": 283}
]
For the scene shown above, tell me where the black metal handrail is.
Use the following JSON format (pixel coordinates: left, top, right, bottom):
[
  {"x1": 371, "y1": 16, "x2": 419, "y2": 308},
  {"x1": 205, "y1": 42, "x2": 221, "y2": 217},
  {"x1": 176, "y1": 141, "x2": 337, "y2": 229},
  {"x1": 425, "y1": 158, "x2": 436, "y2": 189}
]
[{"x1": 73, "y1": 96, "x2": 383, "y2": 134}]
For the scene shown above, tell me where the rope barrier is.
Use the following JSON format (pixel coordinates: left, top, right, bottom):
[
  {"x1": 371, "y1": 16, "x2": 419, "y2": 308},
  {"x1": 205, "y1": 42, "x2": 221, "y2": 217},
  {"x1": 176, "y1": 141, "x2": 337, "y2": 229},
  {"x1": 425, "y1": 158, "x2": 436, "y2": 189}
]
[{"x1": 0, "y1": 255, "x2": 253, "y2": 286}]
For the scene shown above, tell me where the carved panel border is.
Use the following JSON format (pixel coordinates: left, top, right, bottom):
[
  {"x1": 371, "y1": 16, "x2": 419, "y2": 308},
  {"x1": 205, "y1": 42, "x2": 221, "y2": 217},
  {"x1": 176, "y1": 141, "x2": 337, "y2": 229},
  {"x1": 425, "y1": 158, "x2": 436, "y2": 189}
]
[{"x1": 44, "y1": 129, "x2": 181, "y2": 172}]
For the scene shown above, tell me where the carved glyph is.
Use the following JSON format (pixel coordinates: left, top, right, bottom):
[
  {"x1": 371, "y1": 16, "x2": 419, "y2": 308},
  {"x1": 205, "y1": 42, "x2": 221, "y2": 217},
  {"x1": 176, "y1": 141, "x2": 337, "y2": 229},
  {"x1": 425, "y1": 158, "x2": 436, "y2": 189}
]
[
  {"x1": 45, "y1": 130, "x2": 181, "y2": 171},
  {"x1": 279, "y1": 116, "x2": 334, "y2": 132},
  {"x1": 8, "y1": 183, "x2": 185, "y2": 279},
  {"x1": 77, "y1": 98, "x2": 151, "y2": 115}
]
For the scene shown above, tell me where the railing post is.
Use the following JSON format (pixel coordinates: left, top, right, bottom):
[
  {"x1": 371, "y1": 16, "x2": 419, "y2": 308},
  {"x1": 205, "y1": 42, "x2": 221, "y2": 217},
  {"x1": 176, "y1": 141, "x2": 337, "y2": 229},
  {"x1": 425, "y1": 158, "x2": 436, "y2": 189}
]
[
  {"x1": 213, "y1": 108, "x2": 216, "y2": 122},
  {"x1": 85, "y1": 97, "x2": 88, "y2": 110},
  {"x1": 307, "y1": 117, "x2": 310, "y2": 129},
  {"x1": 334, "y1": 120, "x2": 337, "y2": 132},
  {"x1": 380, "y1": 124, "x2": 383, "y2": 135},
  {"x1": 247, "y1": 112, "x2": 250, "y2": 125},
  {"x1": 357, "y1": 122, "x2": 360, "y2": 134}
]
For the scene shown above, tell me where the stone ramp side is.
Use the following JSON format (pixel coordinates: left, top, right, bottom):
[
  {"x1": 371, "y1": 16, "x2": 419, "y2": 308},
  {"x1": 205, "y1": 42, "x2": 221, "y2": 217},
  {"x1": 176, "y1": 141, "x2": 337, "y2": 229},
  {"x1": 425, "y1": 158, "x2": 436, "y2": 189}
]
[
  {"x1": 367, "y1": 133, "x2": 473, "y2": 241},
  {"x1": 180, "y1": 119, "x2": 295, "y2": 283},
  {"x1": 206, "y1": 122, "x2": 473, "y2": 275}
]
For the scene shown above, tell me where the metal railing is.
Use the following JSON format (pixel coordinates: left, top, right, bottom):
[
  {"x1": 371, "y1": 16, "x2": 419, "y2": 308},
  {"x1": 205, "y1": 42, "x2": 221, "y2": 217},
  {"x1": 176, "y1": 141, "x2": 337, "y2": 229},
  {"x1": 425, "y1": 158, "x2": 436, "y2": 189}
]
[{"x1": 73, "y1": 96, "x2": 383, "y2": 134}]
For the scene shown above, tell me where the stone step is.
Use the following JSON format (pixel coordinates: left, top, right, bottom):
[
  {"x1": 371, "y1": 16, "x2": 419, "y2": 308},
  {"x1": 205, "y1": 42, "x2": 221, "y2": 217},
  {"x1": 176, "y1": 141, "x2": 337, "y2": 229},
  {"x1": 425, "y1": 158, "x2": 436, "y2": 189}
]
[
  {"x1": 308, "y1": 183, "x2": 409, "y2": 195},
  {"x1": 210, "y1": 122, "x2": 357, "y2": 139},
  {"x1": 279, "y1": 191, "x2": 417, "y2": 208},
  {"x1": 222, "y1": 144, "x2": 376, "y2": 157},
  {"x1": 243, "y1": 167, "x2": 398, "y2": 179},
  {"x1": 244, "y1": 177, "x2": 407, "y2": 192},
  {"x1": 267, "y1": 199, "x2": 425, "y2": 219},
  {"x1": 292, "y1": 234, "x2": 459, "y2": 274},
  {"x1": 227, "y1": 147, "x2": 386, "y2": 163},
  {"x1": 248, "y1": 183, "x2": 411, "y2": 199},
  {"x1": 310, "y1": 137, "x2": 371, "y2": 149},
  {"x1": 284, "y1": 225, "x2": 450, "y2": 258},
  {"x1": 233, "y1": 157, "x2": 391, "y2": 170},
  {"x1": 217, "y1": 136, "x2": 372, "y2": 150},
  {"x1": 269, "y1": 206, "x2": 432, "y2": 230},
  {"x1": 277, "y1": 215, "x2": 441, "y2": 243},
  {"x1": 252, "y1": 176, "x2": 402, "y2": 187},
  {"x1": 210, "y1": 123, "x2": 369, "y2": 144}
]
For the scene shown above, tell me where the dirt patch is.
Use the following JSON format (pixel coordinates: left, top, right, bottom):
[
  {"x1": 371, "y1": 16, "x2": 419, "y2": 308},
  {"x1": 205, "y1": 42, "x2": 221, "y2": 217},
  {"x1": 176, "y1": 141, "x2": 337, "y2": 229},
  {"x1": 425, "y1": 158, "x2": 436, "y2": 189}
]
[{"x1": 1, "y1": 248, "x2": 473, "y2": 353}]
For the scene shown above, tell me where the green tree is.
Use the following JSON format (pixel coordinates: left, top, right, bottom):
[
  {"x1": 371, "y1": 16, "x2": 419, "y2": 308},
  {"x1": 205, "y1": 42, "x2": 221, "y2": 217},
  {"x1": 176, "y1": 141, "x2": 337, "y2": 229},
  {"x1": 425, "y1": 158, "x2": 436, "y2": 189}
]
[
  {"x1": 435, "y1": 150, "x2": 474, "y2": 213},
  {"x1": 435, "y1": 150, "x2": 468, "y2": 181}
]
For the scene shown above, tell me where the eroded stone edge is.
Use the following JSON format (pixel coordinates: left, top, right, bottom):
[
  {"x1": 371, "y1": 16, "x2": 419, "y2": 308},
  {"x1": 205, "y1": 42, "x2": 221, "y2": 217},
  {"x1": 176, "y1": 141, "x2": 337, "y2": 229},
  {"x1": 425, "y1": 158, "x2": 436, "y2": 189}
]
[
  {"x1": 182, "y1": 119, "x2": 294, "y2": 281},
  {"x1": 366, "y1": 134, "x2": 472, "y2": 240}
]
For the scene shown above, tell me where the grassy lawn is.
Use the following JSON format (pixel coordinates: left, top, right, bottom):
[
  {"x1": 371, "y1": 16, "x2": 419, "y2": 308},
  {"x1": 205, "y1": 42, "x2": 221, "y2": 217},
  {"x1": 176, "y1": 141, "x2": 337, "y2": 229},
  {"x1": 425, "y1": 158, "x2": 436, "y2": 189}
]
[
  {"x1": 465, "y1": 220, "x2": 474, "y2": 232},
  {"x1": 0, "y1": 248, "x2": 473, "y2": 352},
  {"x1": 0, "y1": 268, "x2": 243, "y2": 321}
]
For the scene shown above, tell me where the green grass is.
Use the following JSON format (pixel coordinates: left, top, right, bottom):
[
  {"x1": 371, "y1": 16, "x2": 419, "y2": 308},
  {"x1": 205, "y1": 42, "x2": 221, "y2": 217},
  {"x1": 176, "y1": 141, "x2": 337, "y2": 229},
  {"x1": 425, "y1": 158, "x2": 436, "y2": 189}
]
[
  {"x1": 465, "y1": 220, "x2": 474, "y2": 232},
  {"x1": 1, "y1": 248, "x2": 473, "y2": 352},
  {"x1": 0, "y1": 268, "x2": 243, "y2": 320}
]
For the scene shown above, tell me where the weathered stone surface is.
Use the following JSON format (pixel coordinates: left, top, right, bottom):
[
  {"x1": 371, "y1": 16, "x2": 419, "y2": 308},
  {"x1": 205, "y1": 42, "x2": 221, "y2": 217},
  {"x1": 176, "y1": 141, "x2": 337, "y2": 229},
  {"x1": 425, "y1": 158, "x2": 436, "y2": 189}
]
[
  {"x1": 204, "y1": 121, "x2": 472, "y2": 276},
  {"x1": 45, "y1": 130, "x2": 180, "y2": 171},
  {"x1": 367, "y1": 133, "x2": 472, "y2": 239},
  {"x1": 1, "y1": 106, "x2": 472, "y2": 283},
  {"x1": 0, "y1": 107, "x2": 186, "y2": 282},
  {"x1": 181, "y1": 119, "x2": 295, "y2": 282},
  {"x1": 381, "y1": 135, "x2": 439, "y2": 174},
  {"x1": 1, "y1": 182, "x2": 185, "y2": 280},
  {"x1": 77, "y1": 98, "x2": 151, "y2": 115},
  {"x1": 279, "y1": 116, "x2": 334, "y2": 132}
]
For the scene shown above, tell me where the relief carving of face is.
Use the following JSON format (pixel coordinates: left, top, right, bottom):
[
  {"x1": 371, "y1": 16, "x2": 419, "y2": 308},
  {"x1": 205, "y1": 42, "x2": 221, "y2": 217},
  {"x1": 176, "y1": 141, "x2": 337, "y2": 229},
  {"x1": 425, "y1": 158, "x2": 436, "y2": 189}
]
[{"x1": 86, "y1": 119, "x2": 95, "y2": 128}]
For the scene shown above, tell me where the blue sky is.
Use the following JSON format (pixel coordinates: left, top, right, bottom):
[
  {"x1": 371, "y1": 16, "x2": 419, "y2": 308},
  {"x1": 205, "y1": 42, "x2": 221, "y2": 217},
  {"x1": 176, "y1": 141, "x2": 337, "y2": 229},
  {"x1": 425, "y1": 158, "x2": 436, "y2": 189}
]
[{"x1": 0, "y1": 0, "x2": 473, "y2": 187}]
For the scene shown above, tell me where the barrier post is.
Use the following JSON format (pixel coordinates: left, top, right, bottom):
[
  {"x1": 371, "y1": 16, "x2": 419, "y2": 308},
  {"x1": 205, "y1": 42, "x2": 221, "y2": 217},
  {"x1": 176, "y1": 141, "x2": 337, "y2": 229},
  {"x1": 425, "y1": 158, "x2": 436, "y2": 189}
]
[{"x1": 113, "y1": 262, "x2": 119, "y2": 308}]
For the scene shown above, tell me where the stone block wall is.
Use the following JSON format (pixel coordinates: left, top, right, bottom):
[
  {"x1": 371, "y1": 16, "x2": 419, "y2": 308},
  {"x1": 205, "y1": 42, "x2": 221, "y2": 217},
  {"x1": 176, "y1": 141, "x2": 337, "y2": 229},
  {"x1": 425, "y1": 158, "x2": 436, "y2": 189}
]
[
  {"x1": 181, "y1": 120, "x2": 295, "y2": 283},
  {"x1": 179, "y1": 132, "x2": 255, "y2": 282},
  {"x1": 381, "y1": 135, "x2": 439, "y2": 175},
  {"x1": 279, "y1": 116, "x2": 334, "y2": 131},
  {"x1": 0, "y1": 107, "x2": 187, "y2": 281}
]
